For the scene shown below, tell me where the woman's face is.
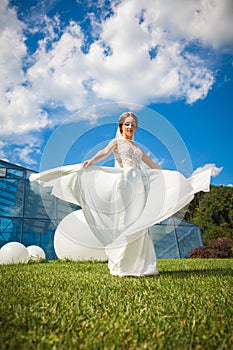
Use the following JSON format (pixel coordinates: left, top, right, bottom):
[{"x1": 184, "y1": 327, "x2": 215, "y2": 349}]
[{"x1": 122, "y1": 116, "x2": 137, "y2": 139}]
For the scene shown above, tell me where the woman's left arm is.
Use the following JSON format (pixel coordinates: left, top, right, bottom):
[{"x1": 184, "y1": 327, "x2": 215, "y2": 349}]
[{"x1": 141, "y1": 150, "x2": 162, "y2": 170}]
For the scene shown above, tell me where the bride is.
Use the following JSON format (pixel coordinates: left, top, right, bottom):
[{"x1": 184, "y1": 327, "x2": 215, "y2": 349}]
[{"x1": 30, "y1": 112, "x2": 219, "y2": 276}]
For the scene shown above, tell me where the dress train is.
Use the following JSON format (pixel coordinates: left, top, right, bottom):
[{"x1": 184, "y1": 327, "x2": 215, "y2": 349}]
[{"x1": 30, "y1": 163, "x2": 220, "y2": 276}]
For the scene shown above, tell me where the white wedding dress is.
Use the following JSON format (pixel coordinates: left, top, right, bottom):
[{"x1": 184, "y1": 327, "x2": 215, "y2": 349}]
[{"x1": 30, "y1": 139, "x2": 219, "y2": 276}]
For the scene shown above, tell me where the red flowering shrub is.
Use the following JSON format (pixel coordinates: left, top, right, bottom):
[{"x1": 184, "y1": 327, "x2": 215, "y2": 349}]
[
  {"x1": 189, "y1": 237, "x2": 233, "y2": 258},
  {"x1": 208, "y1": 238, "x2": 233, "y2": 254}
]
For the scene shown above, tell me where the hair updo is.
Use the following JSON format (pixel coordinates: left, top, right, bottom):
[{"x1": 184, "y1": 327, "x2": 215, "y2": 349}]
[{"x1": 118, "y1": 112, "x2": 138, "y2": 134}]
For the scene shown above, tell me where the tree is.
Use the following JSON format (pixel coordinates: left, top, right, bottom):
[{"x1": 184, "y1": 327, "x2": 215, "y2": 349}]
[{"x1": 184, "y1": 185, "x2": 233, "y2": 244}]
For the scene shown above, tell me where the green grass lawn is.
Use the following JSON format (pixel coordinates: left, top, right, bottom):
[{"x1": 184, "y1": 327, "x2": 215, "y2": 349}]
[{"x1": 0, "y1": 259, "x2": 232, "y2": 350}]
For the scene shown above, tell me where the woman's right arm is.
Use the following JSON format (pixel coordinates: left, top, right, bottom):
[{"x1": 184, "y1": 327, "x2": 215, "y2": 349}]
[{"x1": 82, "y1": 139, "x2": 117, "y2": 167}]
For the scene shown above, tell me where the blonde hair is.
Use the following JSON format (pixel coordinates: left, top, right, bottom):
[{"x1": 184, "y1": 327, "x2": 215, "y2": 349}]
[{"x1": 118, "y1": 112, "x2": 138, "y2": 134}]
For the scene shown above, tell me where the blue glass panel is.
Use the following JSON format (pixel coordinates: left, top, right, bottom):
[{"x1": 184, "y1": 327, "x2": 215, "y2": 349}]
[
  {"x1": 0, "y1": 218, "x2": 22, "y2": 247},
  {"x1": 0, "y1": 178, "x2": 24, "y2": 216},
  {"x1": 150, "y1": 225, "x2": 180, "y2": 258},
  {"x1": 150, "y1": 220, "x2": 203, "y2": 259},
  {"x1": 155, "y1": 233, "x2": 180, "y2": 259},
  {"x1": 22, "y1": 219, "x2": 57, "y2": 260},
  {"x1": 7, "y1": 168, "x2": 24, "y2": 179},
  {"x1": 177, "y1": 227, "x2": 202, "y2": 258},
  {"x1": 24, "y1": 180, "x2": 56, "y2": 219},
  {"x1": 0, "y1": 161, "x2": 25, "y2": 178}
]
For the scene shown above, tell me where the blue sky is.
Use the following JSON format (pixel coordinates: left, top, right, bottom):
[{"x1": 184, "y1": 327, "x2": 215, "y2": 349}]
[{"x1": 0, "y1": 0, "x2": 233, "y2": 186}]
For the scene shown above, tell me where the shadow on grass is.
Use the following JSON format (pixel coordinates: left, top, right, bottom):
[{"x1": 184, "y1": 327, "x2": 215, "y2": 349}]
[{"x1": 160, "y1": 268, "x2": 233, "y2": 277}]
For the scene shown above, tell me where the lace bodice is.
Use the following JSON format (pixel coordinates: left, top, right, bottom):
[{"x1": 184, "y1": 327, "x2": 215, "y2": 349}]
[{"x1": 114, "y1": 139, "x2": 142, "y2": 169}]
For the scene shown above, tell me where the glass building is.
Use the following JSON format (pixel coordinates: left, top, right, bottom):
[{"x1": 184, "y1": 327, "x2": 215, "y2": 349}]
[
  {"x1": 0, "y1": 159, "x2": 78, "y2": 259},
  {"x1": 150, "y1": 217, "x2": 203, "y2": 258},
  {"x1": 0, "y1": 159, "x2": 203, "y2": 259}
]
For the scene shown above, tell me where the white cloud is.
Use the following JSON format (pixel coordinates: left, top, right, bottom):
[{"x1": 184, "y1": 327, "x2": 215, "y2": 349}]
[
  {"x1": 0, "y1": 132, "x2": 44, "y2": 168},
  {"x1": 145, "y1": 0, "x2": 233, "y2": 49},
  {"x1": 192, "y1": 164, "x2": 223, "y2": 177},
  {"x1": 0, "y1": 140, "x2": 7, "y2": 160},
  {"x1": 27, "y1": 21, "x2": 90, "y2": 112},
  {"x1": 14, "y1": 145, "x2": 40, "y2": 165},
  {"x1": 0, "y1": 0, "x2": 26, "y2": 92},
  {"x1": 0, "y1": 0, "x2": 233, "y2": 166},
  {"x1": 85, "y1": 0, "x2": 217, "y2": 104},
  {"x1": 0, "y1": 0, "x2": 51, "y2": 137}
]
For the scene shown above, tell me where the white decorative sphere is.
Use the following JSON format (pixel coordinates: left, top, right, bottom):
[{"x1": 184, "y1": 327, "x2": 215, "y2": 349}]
[
  {"x1": 54, "y1": 210, "x2": 107, "y2": 261},
  {"x1": 0, "y1": 242, "x2": 29, "y2": 265},
  {"x1": 27, "y1": 245, "x2": 46, "y2": 261}
]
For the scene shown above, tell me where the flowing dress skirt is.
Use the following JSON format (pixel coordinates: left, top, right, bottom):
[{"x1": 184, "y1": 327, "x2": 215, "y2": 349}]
[{"x1": 30, "y1": 164, "x2": 218, "y2": 276}]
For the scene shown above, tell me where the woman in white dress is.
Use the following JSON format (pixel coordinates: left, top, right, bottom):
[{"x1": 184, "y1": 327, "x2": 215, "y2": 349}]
[
  {"x1": 82, "y1": 112, "x2": 162, "y2": 276},
  {"x1": 30, "y1": 112, "x2": 219, "y2": 276}
]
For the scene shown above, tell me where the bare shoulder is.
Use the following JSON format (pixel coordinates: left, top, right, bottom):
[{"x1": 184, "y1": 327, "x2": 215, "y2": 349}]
[
  {"x1": 109, "y1": 138, "x2": 117, "y2": 145},
  {"x1": 107, "y1": 139, "x2": 118, "y2": 151}
]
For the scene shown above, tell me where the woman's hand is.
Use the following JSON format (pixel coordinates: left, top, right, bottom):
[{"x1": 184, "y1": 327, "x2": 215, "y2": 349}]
[{"x1": 82, "y1": 159, "x2": 93, "y2": 168}]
